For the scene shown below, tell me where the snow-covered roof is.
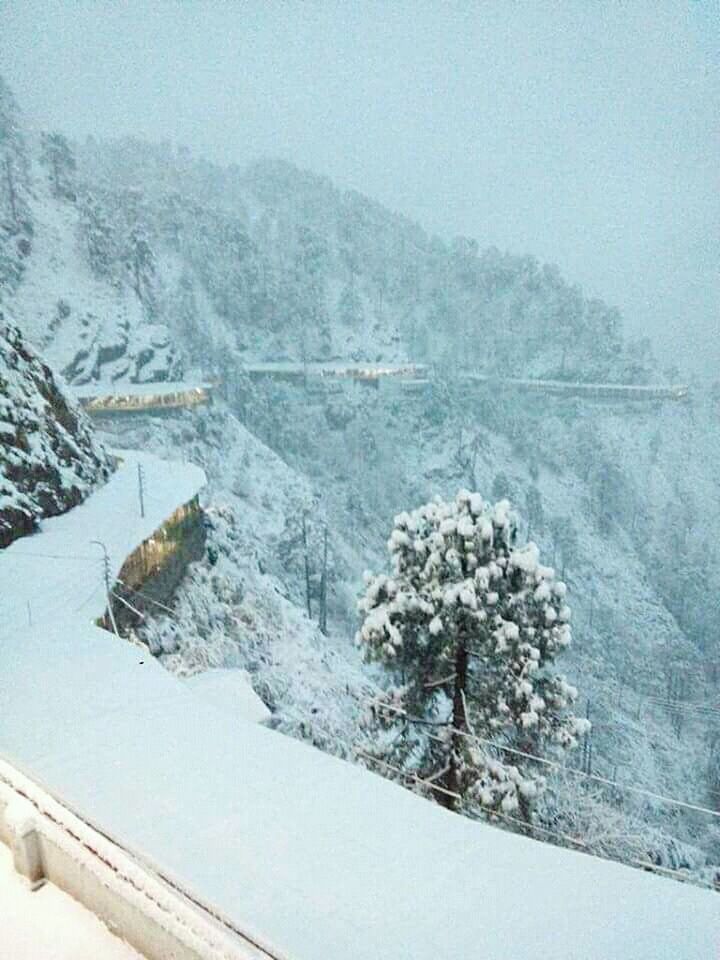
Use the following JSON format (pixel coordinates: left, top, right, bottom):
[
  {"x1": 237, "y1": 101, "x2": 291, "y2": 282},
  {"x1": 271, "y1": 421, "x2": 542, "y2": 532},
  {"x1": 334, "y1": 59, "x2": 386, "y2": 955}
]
[
  {"x1": 184, "y1": 669, "x2": 271, "y2": 725},
  {"x1": 0, "y1": 620, "x2": 716, "y2": 959}
]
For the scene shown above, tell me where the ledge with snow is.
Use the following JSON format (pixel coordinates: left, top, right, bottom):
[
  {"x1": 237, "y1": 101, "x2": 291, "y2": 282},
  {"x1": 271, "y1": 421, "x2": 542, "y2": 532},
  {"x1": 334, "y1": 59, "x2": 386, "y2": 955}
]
[{"x1": 0, "y1": 450, "x2": 715, "y2": 959}]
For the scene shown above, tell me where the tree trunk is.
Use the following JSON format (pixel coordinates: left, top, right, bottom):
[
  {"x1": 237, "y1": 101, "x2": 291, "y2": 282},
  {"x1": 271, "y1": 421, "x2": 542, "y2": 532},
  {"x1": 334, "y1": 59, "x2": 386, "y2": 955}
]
[
  {"x1": 5, "y1": 157, "x2": 17, "y2": 223},
  {"x1": 441, "y1": 641, "x2": 469, "y2": 811}
]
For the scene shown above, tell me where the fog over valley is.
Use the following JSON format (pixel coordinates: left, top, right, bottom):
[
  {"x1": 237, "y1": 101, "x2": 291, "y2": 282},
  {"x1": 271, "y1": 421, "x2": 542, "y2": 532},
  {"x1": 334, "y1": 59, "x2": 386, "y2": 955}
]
[
  {"x1": 0, "y1": 3, "x2": 718, "y2": 956},
  {"x1": 2, "y1": 0, "x2": 718, "y2": 375}
]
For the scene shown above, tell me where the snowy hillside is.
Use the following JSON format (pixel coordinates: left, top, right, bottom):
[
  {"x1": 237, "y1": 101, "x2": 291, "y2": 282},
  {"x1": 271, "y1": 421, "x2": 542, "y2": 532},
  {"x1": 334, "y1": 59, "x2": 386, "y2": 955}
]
[
  {"x1": 93, "y1": 403, "x2": 374, "y2": 753},
  {"x1": 2, "y1": 71, "x2": 720, "y2": 887},
  {"x1": 0, "y1": 317, "x2": 112, "y2": 547}
]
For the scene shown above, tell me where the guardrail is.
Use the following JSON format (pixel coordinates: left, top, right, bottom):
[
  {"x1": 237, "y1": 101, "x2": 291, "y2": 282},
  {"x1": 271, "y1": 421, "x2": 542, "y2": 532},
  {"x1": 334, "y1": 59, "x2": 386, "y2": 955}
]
[{"x1": 74, "y1": 385, "x2": 213, "y2": 415}]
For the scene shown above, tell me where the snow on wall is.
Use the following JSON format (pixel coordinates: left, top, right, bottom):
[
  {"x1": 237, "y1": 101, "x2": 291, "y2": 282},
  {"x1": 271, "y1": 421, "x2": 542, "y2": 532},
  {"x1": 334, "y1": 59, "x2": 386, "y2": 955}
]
[{"x1": 0, "y1": 842, "x2": 142, "y2": 960}]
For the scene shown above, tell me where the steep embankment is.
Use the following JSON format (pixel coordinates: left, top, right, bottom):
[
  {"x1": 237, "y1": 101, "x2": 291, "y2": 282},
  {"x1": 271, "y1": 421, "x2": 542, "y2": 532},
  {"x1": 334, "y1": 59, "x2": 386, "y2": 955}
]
[{"x1": 0, "y1": 318, "x2": 112, "y2": 547}]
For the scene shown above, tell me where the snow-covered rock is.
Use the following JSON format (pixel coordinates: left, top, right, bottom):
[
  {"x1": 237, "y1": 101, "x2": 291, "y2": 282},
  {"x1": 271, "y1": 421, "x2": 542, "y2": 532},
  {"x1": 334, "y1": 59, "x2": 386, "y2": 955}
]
[{"x1": 0, "y1": 317, "x2": 112, "y2": 547}]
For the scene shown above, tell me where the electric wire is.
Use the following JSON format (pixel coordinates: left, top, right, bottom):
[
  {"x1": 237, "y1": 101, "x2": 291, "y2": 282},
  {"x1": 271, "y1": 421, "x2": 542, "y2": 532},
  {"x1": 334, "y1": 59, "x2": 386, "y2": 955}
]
[{"x1": 367, "y1": 697, "x2": 720, "y2": 821}]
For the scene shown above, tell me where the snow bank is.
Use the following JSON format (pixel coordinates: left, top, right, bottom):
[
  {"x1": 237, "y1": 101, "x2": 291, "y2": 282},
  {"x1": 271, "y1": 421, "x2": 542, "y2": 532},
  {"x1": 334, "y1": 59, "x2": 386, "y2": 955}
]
[{"x1": 184, "y1": 669, "x2": 271, "y2": 724}]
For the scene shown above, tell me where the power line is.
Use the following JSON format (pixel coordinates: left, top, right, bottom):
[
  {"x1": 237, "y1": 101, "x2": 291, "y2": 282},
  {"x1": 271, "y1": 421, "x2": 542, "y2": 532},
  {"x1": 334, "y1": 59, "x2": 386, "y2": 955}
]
[
  {"x1": 6, "y1": 550, "x2": 98, "y2": 561},
  {"x1": 115, "y1": 578, "x2": 179, "y2": 618},
  {"x1": 355, "y1": 747, "x2": 461, "y2": 802},
  {"x1": 73, "y1": 579, "x2": 104, "y2": 614},
  {"x1": 110, "y1": 590, "x2": 146, "y2": 622},
  {"x1": 92, "y1": 540, "x2": 119, "y2": 637},
  {"x1": 367, "y1": 697, "x2": 720, "y2": 822}
]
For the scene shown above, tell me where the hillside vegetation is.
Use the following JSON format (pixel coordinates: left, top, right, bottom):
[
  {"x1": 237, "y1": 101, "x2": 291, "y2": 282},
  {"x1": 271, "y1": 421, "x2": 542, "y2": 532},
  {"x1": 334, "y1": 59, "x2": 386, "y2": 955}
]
[{"x1": 2, "y1": 75, "x2": 720, "y2": 882}]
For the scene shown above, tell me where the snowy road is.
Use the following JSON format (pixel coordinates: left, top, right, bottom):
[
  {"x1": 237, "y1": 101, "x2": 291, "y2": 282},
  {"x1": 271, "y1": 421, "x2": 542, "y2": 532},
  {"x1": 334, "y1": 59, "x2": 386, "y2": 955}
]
[{"x1": 0, "y1": 449, "x2": 205, "y2": 633}]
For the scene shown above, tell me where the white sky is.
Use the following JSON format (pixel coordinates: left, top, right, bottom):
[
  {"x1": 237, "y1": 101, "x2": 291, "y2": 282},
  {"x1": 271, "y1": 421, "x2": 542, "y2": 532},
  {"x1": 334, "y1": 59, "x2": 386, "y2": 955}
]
[{"x1": 1, "y1": 0, "x2": 717, "y2": 376}]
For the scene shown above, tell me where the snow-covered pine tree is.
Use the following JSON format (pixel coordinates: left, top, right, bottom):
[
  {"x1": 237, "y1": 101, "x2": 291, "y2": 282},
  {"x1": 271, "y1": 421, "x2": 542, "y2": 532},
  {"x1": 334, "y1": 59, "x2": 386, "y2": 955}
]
[
  {"x1": 123, "y1": 223, "x2": 156, "y2": 316},
  {"x1": 357, "y1": 490, "x2": 589, "y2": 817},
  {"x1": 39, "y1": 131, "x2": 77, "y2": 200},
  {"x1": 78, "y1": 193, "x2": 119, "y2": 280}
]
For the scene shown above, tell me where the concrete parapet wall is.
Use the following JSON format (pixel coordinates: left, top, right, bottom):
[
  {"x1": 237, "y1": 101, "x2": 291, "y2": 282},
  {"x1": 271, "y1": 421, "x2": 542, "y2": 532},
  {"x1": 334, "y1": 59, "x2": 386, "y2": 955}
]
[
  {"x1": 101, "y1": 495, "x2": 206, "y2": 635},
  {"x1": 0, "y1": 760, "x2": 283, "y2": 960}
]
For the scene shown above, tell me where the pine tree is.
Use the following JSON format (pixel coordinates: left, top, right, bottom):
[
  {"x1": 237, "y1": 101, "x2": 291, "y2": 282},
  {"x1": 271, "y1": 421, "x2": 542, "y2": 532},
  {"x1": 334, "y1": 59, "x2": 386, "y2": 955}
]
[
  {"x1": 39, "y1": 131, "x2": 77, "y2": 200},
  {"x1": 123, "y1": 224, "x2": 156, "y2": 315},
  {"x1": 358, "y1": 490, "x2": 588, "y2": 817},
  {"x1": 78, "y1": 194, "x2": 118, "y2": 279},
  {"x1": 338, "y1": 281, "x2": 363, "y2": 326},
  {"x1": 0, "y1": 76, "x2": 32, "y2": 294}
]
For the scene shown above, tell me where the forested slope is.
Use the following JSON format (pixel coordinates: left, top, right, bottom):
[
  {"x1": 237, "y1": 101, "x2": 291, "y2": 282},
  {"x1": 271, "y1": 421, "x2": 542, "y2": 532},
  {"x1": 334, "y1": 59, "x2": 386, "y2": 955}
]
[{"x1": 2, "y1": 74, "x2": 719, "y2": 882}]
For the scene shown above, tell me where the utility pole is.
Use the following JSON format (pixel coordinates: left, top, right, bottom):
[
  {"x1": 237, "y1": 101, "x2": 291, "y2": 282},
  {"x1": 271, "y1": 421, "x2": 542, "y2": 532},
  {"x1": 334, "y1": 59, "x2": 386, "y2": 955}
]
[
  {"x1": 301, "y1": 513, "x2": 312, "y2": 620},
  {"x1": 91, "y1": 540, "x2": 119, "y2": 636},
  {"x1": 319, "y1": 525, "x2": 329, "y2": 635},
  {"x1": 137, "y1": 463, "x2": 145, "y2": 518},
  {"x1": 581, "y1": 700, "x2": 593, "y2": 776},
  {"x1": 588, "y1": 583, "x2": 597, "y2": 633}
]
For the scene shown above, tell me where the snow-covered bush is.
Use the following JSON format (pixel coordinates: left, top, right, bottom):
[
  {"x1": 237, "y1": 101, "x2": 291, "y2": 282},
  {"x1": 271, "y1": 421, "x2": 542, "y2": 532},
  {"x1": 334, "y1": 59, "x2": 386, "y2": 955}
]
[{"x1": 357, "y1": 490, "x2": 589, "y2": 817}]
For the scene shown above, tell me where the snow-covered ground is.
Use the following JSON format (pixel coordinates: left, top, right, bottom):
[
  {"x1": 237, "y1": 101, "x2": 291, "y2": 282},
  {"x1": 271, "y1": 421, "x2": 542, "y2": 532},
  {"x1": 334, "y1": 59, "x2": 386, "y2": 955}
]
[
  {"x1": 184, "y1": 668, "x2": 271, "y2": 724},
  {"x1": 91, "y1": 406, "x2": 373, "y2": 753},
  {"x1": 0, "y1": 842, "x2": 141, "y2": 960}
]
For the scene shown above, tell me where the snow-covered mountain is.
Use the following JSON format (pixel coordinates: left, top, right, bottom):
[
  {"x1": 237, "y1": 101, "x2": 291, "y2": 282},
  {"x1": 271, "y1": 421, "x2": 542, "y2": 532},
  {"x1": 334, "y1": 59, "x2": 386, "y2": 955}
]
[{"x1": 2, "y1": 74, "x2": 719, "y2": 882}]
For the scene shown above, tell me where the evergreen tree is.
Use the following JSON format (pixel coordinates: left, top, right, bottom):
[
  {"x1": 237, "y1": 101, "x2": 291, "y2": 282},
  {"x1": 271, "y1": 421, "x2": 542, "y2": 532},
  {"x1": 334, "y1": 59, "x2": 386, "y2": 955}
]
[
  {"x1": 78, "y1": 193, "x2": 118, "y2": 279},
  {"x1": 123, "y1": 223, "x2": 156, "y2": 315},
  {"x1": 338, "y1": 281, "x2": 363, "y2": 326},
  {"x1": 525, "y1": 484, "x2": 543, "y2": 540},
  {"x1": 358, "y1": 491, "x2": 588, "y2": 817},
  {"x1": 0, "y1": 76, "x2": 32, "y2": 294},
  {"x1": 293, "y1": 225, "x2": 329, "y2": 359},
  {"x1": 39, "y1": 131, "x2": 77, "y2": 200}
]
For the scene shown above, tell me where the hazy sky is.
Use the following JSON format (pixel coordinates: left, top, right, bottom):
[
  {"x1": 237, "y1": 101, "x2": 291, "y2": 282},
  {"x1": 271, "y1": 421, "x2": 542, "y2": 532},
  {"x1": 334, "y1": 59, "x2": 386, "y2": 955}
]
[{"x1": 1, "y1": 0, "x2": 717, "y2": 375}]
